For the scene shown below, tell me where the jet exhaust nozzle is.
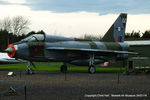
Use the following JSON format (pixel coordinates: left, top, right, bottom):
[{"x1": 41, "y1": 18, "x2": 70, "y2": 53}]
[{"x1": 5, "y1": 44, "x2": 16, "y2": 58}]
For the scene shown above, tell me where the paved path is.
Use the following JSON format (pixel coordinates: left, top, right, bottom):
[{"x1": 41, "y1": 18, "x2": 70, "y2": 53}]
[{"x1": 0, "y1": 71, "x2": 150, "y2": 100}]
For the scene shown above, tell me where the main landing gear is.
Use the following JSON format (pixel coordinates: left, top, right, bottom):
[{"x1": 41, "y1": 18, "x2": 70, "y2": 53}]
[
  {"x1": 88, "y1": 65, "x2": 96, "y2": 74},
  {"x1": 60, "y1": 63, "x2": 67, "y2": 73},
  {"x1": 60, "y1": 54, "x2": 96, "y2": 74},
  {"x1": 26, "y1": 61, "x2": 36, "y2": 74},
  {"x1": 88, "y1": 53, "x2": 96, "y2": 74}
]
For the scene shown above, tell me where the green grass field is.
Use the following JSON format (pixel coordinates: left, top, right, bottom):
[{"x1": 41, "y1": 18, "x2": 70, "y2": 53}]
[{"x1": 0, "y1": 62, "x2": 125, "y2": 73}]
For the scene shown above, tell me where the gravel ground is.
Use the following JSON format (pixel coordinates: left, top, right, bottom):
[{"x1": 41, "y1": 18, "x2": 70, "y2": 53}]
[{"x1": 0, "y1": 71, "x2": 150, "y2": 100}]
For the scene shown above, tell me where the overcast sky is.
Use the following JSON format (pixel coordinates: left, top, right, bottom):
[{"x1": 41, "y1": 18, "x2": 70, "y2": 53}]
[{"x1": 0, "y1": 0, "x2": 150, "y2": 37}]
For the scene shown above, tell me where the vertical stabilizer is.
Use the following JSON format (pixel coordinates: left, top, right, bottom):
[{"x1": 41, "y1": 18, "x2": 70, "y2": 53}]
[{"x1": 101, "y1": 13, "x2": 127, "y2": 42}]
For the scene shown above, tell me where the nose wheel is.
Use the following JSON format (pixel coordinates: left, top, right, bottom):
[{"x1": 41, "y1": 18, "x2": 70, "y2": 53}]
[
  {"x1": 27, "y1": 69, "x2": 33, "y2": 74},
  {"x1": 60, "y1": 63, "x2": 67, "y2": 73}
]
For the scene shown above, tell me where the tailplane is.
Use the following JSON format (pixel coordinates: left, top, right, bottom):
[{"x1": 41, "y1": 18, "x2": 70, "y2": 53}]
[{"x1": 101, "y1": 13, "x2": 127, "y2": 42}]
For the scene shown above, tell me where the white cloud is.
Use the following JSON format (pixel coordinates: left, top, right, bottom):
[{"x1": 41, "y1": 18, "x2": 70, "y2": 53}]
[
  {"x1": 127, "y1": 14, "x2": 150, "y2": 33},
  {"x1": 0, "y1": 4, "x2": 150, "y2": 38},
  {"x1": 0, "y1": 0, "x2": 27, "y2": 4}
]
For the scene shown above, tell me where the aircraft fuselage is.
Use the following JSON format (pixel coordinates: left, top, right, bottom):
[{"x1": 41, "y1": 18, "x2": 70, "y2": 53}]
[{"x1": 11, "y1": 35, "x2": 129, "y2": 66}]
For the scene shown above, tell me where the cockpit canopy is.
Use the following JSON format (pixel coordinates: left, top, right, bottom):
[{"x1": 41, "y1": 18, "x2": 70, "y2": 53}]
[{"x1": 22, "y1": 34, "x2": 45, "y2": 42}]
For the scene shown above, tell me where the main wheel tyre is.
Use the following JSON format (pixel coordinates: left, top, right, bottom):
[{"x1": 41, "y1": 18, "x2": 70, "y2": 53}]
[
  {"x1": 60, "y1": 65, "x2": 67, "y2": 73},
  {"x1": 60, "y1": 65, "x2": 64, "y2": 72},
  {"x1": 88, "y1": 66, "x2": 96, "y2": 74}
]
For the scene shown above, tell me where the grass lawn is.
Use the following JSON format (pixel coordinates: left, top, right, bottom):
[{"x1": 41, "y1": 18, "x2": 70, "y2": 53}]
[{"x1": 0, "y1": 62, "x2": 125, "y2": 73}]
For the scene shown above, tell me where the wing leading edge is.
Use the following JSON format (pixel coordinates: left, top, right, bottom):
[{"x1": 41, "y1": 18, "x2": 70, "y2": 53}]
[{"x1": 46, "y1": 47, "x2": 138, "y2": 55}]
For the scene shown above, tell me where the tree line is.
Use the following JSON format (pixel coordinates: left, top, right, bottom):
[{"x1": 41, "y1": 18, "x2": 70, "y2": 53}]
[
  {"x1": 0, "y1": 29, "x2": 45, "y2": 51},
  {"x1": 80, "y1": 30, "x2": 150, "y2": 40},
  {"x1": 0, "y1": 16, "x2": 46, "y2": 51},
  {"x1": 125, "y1": 30, "x2": 150, "y2": 40}
]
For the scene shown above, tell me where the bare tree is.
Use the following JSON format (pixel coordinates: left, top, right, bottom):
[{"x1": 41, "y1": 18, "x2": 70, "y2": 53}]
[
  {"x1": 0, "y1": 16, "x2": 30, "y2": 35},
  {"x1": 12, "y1": 16, "x2": 30, "y2": 35},
  {"x1": 79, "y1": 34, "x2": 102, "y2": 40},
  {"x1": 0, "y1": 17, "x2": 12, "y2": 32}
]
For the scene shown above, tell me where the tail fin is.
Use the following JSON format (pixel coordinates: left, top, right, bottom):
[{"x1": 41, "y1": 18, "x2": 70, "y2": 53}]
[{"x1": 101, "y1": 13, "x2": 127, "y2": 42}]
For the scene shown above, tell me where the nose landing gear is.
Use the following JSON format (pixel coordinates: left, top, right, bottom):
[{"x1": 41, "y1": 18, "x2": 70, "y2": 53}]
[{"x1": 26, "y1": 61, "x2": 36, "y2": 74}]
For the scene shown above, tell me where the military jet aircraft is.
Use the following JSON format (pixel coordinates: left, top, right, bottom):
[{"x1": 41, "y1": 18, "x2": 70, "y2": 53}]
[{"x1": 4, "y1": 13, "x2": 138, "y2": 74}]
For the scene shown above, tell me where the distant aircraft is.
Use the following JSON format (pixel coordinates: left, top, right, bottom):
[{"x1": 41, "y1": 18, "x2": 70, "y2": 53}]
[
  {"x1": 4, "y1": 13, "x2": 138, "y2": 74},
  {"x1": 0, "y1": 53, "x2": 25, "y2": 64}
]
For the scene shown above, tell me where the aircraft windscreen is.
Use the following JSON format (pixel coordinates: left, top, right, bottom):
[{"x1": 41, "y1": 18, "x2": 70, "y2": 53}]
[{"x1": 22, "y1": 34, "x2": 45, "y2": 42}]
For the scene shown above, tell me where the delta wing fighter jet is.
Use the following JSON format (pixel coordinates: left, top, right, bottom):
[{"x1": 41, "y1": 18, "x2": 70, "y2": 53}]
[{"x1": 5, "y1": 13, "x2": 137, "y2": 74}]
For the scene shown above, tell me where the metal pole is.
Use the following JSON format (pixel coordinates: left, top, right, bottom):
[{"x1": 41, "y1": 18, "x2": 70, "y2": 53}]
[
  {"x1": 24, "y1": 86, "x2": 27, "y2": 100},
  {"x1": 65, "y1": 72, "x2": 66, "y2": 81},
  {"x1": 65, "y1": 71, "x2": 67, "y2": 81},
  {"x1": 20, "y1": 71, "x2": 21, "y2": 79},
  {"x1": 117, "y1": 72, "x2": 120, "y2": 84}
]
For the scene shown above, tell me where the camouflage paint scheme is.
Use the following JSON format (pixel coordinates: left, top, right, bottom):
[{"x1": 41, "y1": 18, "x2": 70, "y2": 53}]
[{"x1": 5, "y1": 13, "x2": 138, "y2": 72}]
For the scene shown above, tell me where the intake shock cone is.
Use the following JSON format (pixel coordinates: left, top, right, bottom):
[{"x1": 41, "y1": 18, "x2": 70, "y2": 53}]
[{"x1": 5, "y1": 44, "x2": 15, "y2": 58}]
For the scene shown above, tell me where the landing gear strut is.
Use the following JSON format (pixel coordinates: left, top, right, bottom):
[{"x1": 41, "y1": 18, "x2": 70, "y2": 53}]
[
  {"x1": 60, "y1": 63, "x2": 67, "y2": 73},
  {"x1": 26, "y1": 61, "x2": 36, "y2": 74},
  {"x1": 88, "y1": 53, "x2": 96, "y2": 74}
]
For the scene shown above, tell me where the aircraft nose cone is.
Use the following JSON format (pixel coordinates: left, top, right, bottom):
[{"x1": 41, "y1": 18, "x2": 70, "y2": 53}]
[
  {"x1": 5, "y1": 47, "x2": 14, "y2": 53},
  {"x1": 5, "y1": 44, "x2": 16, "y2": 58}
]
